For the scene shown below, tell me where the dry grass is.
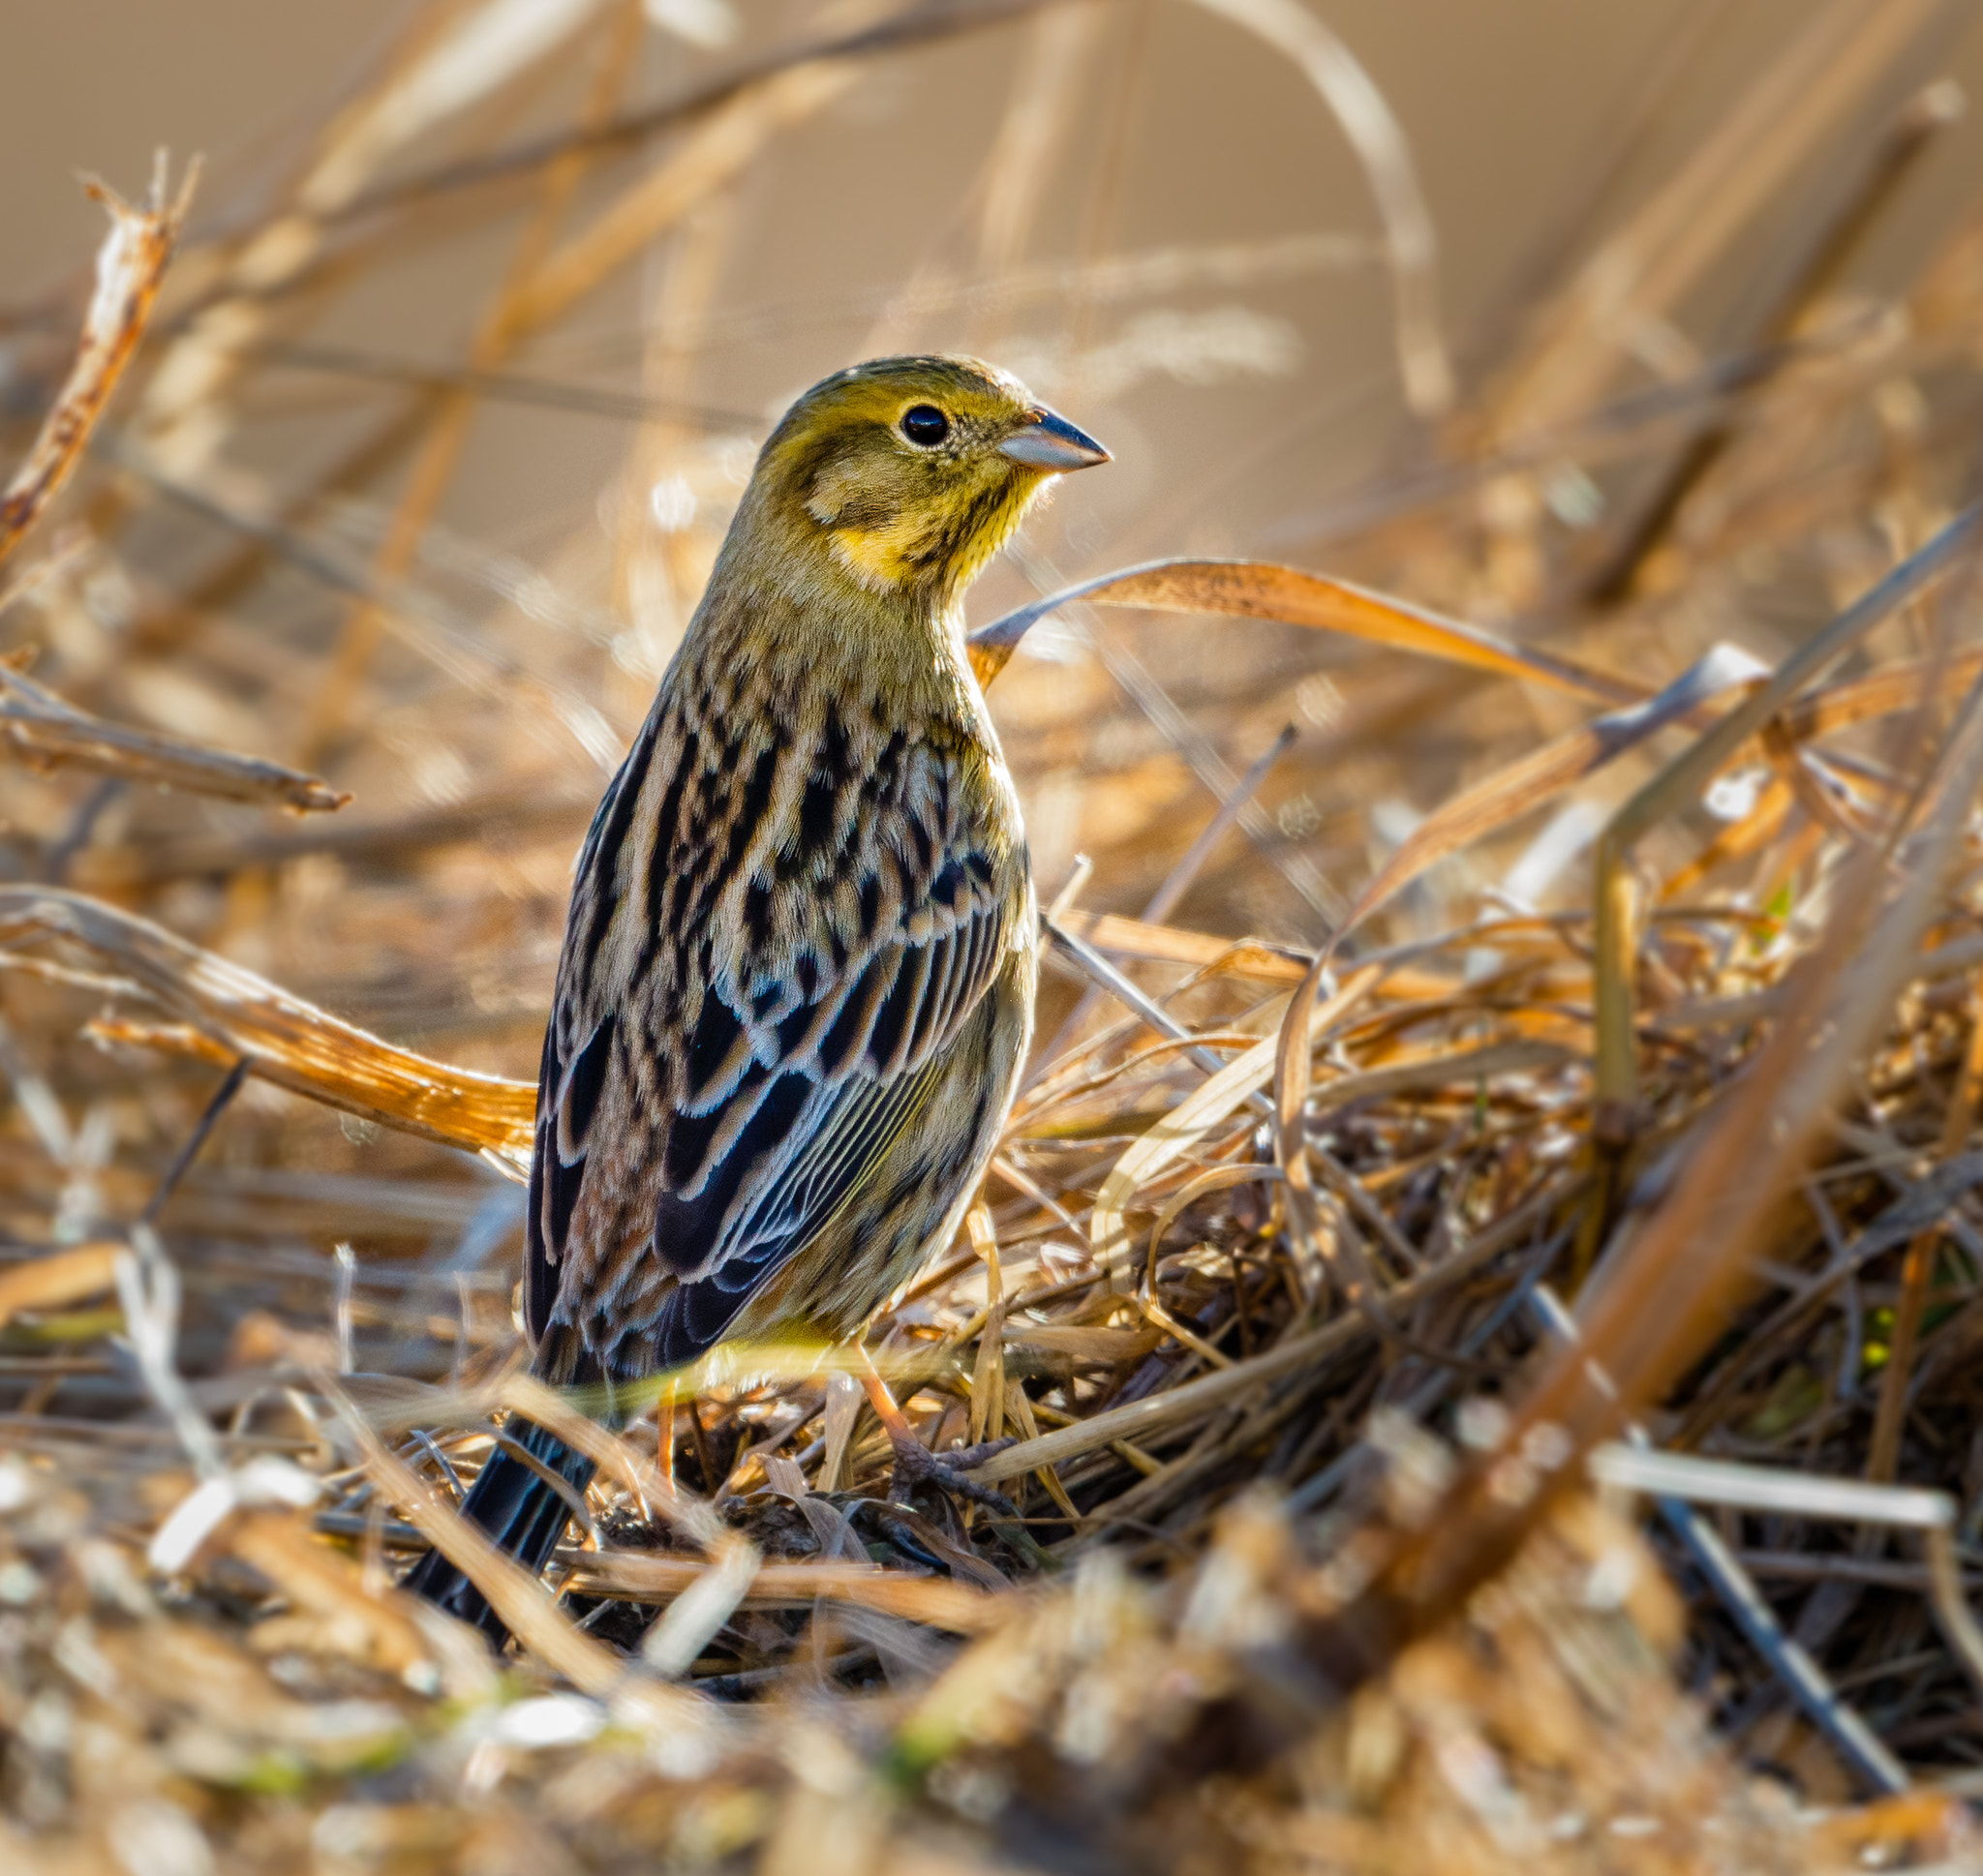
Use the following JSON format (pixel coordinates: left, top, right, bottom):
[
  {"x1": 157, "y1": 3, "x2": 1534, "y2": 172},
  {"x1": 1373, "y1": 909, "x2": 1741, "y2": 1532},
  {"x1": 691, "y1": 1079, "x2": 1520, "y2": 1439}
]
[{"x1": 6, "y1": 3, "x2": 1983, "y2": 1870}]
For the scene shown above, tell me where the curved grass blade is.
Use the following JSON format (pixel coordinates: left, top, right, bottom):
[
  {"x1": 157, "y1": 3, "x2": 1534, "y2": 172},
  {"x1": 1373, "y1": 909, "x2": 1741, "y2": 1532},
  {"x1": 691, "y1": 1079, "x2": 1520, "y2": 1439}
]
[
  {"x1": 967, "y1": 557, "x2": 1638, "y2": 702},
  {"x1": 1336, "y1": 643, "x2": 1767, "y2": 941},
  {"x1": 0, "y1": 887, "x2": 535, "y2": 1166}
]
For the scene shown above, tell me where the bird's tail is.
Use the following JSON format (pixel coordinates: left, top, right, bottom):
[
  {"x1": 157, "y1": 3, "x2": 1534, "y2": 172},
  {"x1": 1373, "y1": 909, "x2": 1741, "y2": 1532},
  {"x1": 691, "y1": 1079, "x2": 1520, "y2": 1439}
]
[{"x1": 402, "y1": 1416, "x2": 596, "y2": 1646}]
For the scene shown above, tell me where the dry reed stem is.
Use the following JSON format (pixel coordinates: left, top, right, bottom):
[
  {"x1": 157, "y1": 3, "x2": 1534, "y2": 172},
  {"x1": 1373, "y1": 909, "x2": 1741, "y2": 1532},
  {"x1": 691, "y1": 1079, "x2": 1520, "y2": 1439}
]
[
  {"x1": 335, "y1": 1377, "x2": 707, "y2": 1712},
  {"x1": 0, "y1": 659, "x2": 347, "y2": 811},
  {"x1": 0, "y1": 156, "x2": 196, "y2": 570}
]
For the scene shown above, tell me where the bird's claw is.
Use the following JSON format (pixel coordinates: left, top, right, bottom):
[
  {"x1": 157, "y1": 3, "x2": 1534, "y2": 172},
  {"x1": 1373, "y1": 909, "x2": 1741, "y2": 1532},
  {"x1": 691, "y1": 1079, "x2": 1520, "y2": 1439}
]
[{"x1": 887, "y1": 1431, "x2": 1020, "y2": 1516}]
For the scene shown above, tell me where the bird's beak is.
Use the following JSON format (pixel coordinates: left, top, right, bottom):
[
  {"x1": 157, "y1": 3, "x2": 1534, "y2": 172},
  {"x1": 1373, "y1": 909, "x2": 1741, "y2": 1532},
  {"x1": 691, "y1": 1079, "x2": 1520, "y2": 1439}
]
[{"x1": 997, "y1": 408, "x2": 1111, "y2": 472}]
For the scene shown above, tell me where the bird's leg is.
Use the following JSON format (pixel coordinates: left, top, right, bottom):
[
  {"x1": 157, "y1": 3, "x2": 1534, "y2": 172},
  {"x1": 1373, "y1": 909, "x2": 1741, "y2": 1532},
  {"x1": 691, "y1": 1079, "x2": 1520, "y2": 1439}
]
[{"x1": 855, "y1": 1349, "x2": 1017, "y2": 1513}]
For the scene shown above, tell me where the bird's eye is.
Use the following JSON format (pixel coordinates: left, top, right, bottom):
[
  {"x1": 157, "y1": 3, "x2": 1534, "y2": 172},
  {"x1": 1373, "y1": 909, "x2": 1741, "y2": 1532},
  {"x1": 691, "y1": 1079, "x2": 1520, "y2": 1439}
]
[{"x1": 900, "y1": 405, "x2": 950, "y2": 447}]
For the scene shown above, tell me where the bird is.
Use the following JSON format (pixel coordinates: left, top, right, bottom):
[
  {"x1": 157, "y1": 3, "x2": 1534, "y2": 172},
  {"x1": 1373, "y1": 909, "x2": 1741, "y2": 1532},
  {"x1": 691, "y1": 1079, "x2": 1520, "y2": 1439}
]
[{"x1": 406, "y1": 354, "x2": 1109, "y2": 1642}]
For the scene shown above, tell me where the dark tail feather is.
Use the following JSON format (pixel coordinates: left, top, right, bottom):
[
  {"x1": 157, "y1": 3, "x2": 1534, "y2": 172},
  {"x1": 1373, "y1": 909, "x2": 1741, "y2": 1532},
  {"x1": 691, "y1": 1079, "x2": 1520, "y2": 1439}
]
[{"x1": 402, "y1": 1417, "x2": 596, "y2": 1646}]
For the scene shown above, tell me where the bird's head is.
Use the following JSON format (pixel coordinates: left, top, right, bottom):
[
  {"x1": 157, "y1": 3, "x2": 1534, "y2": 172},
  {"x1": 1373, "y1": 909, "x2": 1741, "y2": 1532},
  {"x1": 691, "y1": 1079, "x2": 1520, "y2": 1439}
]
[{"x1": 747, "y1": 354, "x2": 1109, "y2": 608}]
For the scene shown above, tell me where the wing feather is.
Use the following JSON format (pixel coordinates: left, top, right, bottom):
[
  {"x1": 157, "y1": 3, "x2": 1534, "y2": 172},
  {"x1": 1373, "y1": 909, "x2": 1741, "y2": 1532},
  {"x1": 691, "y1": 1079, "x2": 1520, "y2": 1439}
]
[{"x1": 526, "y1": 688, "x2": 1022, "y2": 1373}]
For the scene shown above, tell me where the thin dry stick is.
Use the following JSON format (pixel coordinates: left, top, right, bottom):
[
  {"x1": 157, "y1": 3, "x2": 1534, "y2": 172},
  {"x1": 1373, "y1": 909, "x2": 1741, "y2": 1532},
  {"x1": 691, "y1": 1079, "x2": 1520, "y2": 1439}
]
[
  {"x1": 1528, "y1": 1287, "x2": 1911, "y2": 1798},
  {"x1": 609, "y1": 174, "x2": 738, "y2": 647},
  {"x1": 503, "y1": 51, "x2": 868, "y2": 337},
  {"x1": 333, "y1": 1381, "x2": 682, "y2": 1702},
  {"x1": 1335, "y1": 646, "x2": 1765, "y2": 944},
  {"x1": 320, "y1": 0, "x2": 1072, "y2": 225},
  {"x1": 966, "y1": 3, "x2": 1112, "y2": 350},
  {"x1": 969, "y1": 1181, "x2": 1555, "y2": 1488},
  {"x1": 558, "y1": 1549, "x2": 1010, "y2": 1628},
  {"x1": 1179, "y1": 0, "x2": 1450, "y2": 416},
  {"x1": 0, "y1": 156, "x2": 197, "y2": 571},
  {"x1": 137, "y1": 0, "x2": 592, "y2": 470},
  {"x1": 0, "y1": 660, "x2": 347, "y2": 811}
]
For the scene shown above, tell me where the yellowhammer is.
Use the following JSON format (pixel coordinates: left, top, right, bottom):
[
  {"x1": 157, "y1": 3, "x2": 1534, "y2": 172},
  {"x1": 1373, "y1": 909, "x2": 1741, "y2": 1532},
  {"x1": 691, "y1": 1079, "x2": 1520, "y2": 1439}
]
[{"x1": 408, "y1": 354, "x2": 1108, "y2": 1640}]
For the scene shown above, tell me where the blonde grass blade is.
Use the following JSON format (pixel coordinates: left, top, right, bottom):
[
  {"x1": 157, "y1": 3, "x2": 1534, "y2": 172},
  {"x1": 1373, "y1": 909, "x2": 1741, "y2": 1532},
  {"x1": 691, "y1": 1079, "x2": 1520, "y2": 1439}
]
[
  {"x1": 1658, "y1": 772, "x2": 1797, "y2": 904},
  {"x1": 0, "y1": 1242, "x2": 123, "y2": 1337},
  {"x1": 1056, "y1": 910, "x2": 1309, "y2": 983},
  {"x1": 1273, "y1": 954, "x2": 1329, "y2": 1301},
  {"x1": 1785, "y1": 645, "x2": 1983, "y2": 741},
  {"x1": 1178, "y1": 0, "x2": 1450, "y2": 416},
  {"x1": 297, "y1": 0, "x2": 605, "y2": 214},
  {"x1": 499, "y1": 1374, "x2": 727, "y2": 1555},
  {"x1": 638, "y1": 1534, "x2": 761, "y2": 1678},
  {"x1": 973, "y1": 7, "x2": 1112, "y2": 289},
  {"x1": 0, "y1": 887, "x2": 535, "y2": 1165},
  {"x1": 508, "y1": 20, "x2": 880, "y2": 335},
  {"x1": 320, "y1": 0, "x2": 1076, "y2": 230},
  {"x1": 1271, "y1": 955, "x2": 1471, "y2": 1342},
  {"x1": 1087, "y1": 1027, "x2": 1284, "y2": 1289},
  {"x1": 1283, "y1": 1037, "x2": 1574, "y2": 1122},
  {"x1": 1030, "y1": 725, "x2": 1297, "y2": 1077},
  {"x1": 1335, "y1": 643, "x2": 1766, "y2": 942},
  {"x1": 1641, "y1": 646, "x2": 1983, "y2": 903},
  {"x1": 1588, "y1": 1445, "x2": 1954, "y2": 1530},
  {"x1": 967, "y1": 557, "x2": 1638, "y2": 702},
  {"x1": 221, "y1": 1508, "x2": 436, "y2": 1686},
  {"x1": 1142, "y1": 1165, "x2": 1286, "y2": 1296},
  {"x1": 0, "y1": 156, "x2": 197, "y2": 571},
  {"x1": 607, "y1": 109, "x2": 739, "y2": 659},
  {"x1": 998, "y1": 1378, "x2": 1082, "y2": 1524},
  {"x1": 562, "y1": 1551, "x2": 1009, "y2": 1630},
  {"x1": 862, "y1": 3, "x2": 1110, "y2": 360},
  {"x1": 1088, "y1": 967, "x2": 1380, "y2": 1288},
  {"x1": 299, "y1": 0, "x2": 648, "y2": 761},
  {"x1": 965, "y1": 1207, "x2": 1006, "y2": 1448},
  {"x1": 140, "y1": 0, "x2": 603, "y2": 472},
  {"x1": 974, "y1": 1183, "x2": 1564, "y2": 1489},
  {"x1": 331, "y1": 1380, "x2": 711, "y2": 1722}
]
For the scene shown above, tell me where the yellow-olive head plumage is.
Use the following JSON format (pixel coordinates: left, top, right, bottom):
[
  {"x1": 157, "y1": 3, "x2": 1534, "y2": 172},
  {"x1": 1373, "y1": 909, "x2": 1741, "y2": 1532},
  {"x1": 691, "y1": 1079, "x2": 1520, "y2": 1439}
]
[{"x1": 742, "y1": 354, "x2": 1108, "y2": 604}]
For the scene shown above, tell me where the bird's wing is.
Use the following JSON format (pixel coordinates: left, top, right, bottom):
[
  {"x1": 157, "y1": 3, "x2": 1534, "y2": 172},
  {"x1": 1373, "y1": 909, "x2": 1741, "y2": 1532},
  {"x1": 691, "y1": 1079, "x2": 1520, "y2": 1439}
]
[{"x1": 526, "y1": 694, "x2": 1023, "y2": 1369}]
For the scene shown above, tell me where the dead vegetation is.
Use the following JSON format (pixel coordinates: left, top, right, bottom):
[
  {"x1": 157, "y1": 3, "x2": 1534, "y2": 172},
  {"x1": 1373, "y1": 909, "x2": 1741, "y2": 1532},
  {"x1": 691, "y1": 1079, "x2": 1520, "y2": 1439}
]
[{"x1": 6, "y1": 2, "x2": 1983, "y2": 1870}]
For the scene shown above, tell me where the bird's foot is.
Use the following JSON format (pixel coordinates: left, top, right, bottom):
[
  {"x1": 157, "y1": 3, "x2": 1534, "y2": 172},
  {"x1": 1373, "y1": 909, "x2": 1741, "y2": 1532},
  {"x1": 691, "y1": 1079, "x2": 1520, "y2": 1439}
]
[{"x1": 886, "y1": 1428, "x2": 1019, "y2": 1517}]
